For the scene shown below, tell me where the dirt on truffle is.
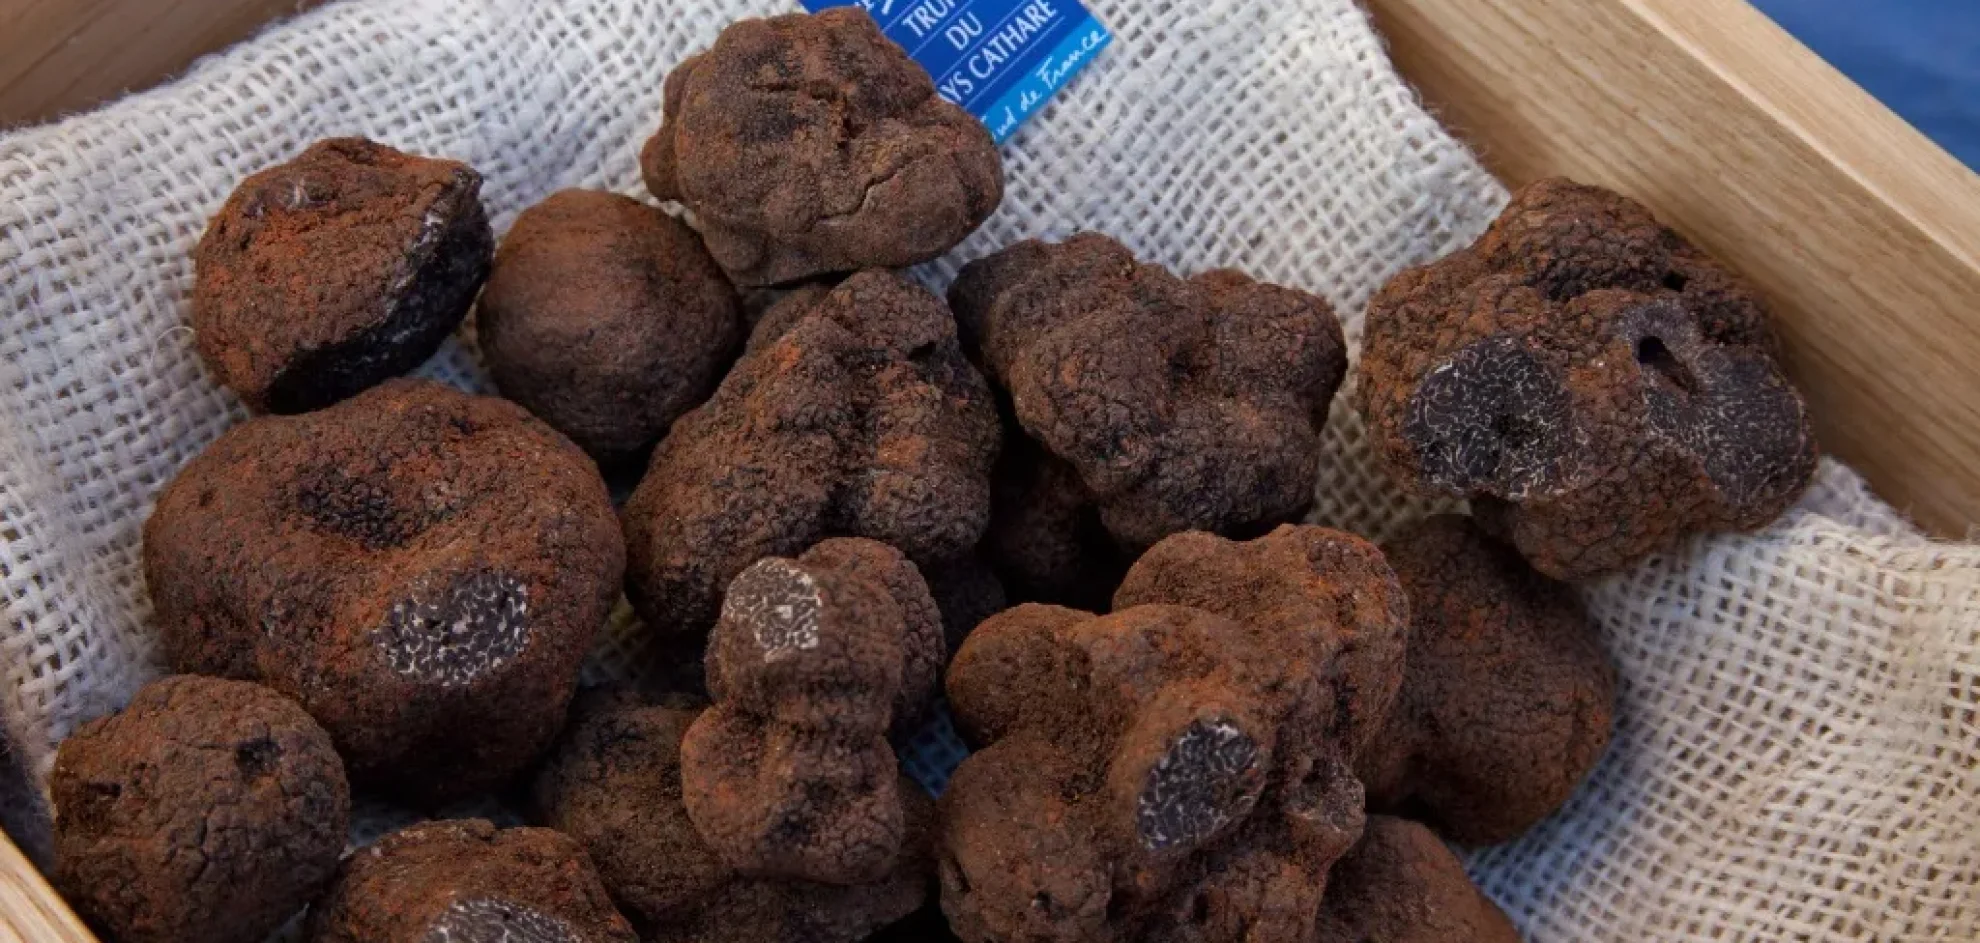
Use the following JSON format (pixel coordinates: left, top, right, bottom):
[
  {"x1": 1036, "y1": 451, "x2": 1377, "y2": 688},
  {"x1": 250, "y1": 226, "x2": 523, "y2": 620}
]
[
  {"x1": 52, "y1": 676, "x2": 349, "y2": 943},
  {"x1": 143, "y1": 379, "x2": 624, "y2": 802},
  {"x1": 478, "y1": 189, "x2": 743, "y2": 465},
  {"x1": 1358, "y1": 178, "x2": 1819, "y2": 579},
  {"x1": 641, "y1": 8, "x2": 1003, "y2": 287},
  {"x1": 1315, "y1": 816, "x2": 1523, "y2": 943},
  {"x1": 193, "y1": 137, "x2": 493, "y2": 414}
]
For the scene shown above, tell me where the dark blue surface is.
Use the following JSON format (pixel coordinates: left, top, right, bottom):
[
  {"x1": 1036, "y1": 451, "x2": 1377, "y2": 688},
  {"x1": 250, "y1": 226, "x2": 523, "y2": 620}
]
[{"x1": 1751, "y1": 0, "x2": 1980, "y2": 170}]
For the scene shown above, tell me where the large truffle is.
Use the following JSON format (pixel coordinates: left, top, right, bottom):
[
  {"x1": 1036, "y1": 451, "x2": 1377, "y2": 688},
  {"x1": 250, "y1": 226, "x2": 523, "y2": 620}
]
[
  {"x1": 941, "y1": 603, "x2": 1371, "y2": 942},
  {"x1": 684, "y1": 538, "x2": 943, "y2": 884},
  {"x1": 950, "y1": 232, "x2": 1348, "y2": 554},
  {"x1": 478, "y1": 189, "x2": 743, "y2": 464},
  {"x1": 532, "y1": 690, "x2": 932, "y2": 943},
  {"x1": 641, "y1": 9, "x2": 1003, "y2": 287},
  {"x1": 52, "y1": 676, "x2": 349, "y2": 943},
  {"x1": 1356, "y1": 515, "x2": 1616, "y2": 845},
  {"x1": 1358, "y1": 178, "x2": 1819, "y2": 579},
  {"x1": 1315, "y1": 816, "x2": 1522, "y2": 943},
  {"x1": 143, "y1": 379, "x2": 624, "y2": 801},
  {"x1": 192, "y1": 137, "x2": 493, "y2": 413},
  {"x1": 623, "y1": 269, "x2": 1000, "y2": 642},
  {"x1": 307, "y1": 819, "x2": 636, "y2": 943}
]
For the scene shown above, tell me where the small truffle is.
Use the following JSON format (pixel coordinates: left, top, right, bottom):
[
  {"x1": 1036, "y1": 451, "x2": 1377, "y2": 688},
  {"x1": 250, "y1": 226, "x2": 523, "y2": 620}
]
[
  {"x1": 623, "y1": 269, "x2": 1000, "y2": 642},
  {"x1": 684, "y1": 538, "x2": 944, "y2": 884},
  {"x1": 143, "y1": 379, "x2": 624, "y2": 801},
  {"x1": 950, "y1": 233, "x2": 1348, "y2": 554},
  {"x1": 52, "y1": 676, "x2": 349, "y2": 943},
  {"x1": 1358, "y1": 178, "x2": 1819, "y2": 579},
  {"x1": 193, "y1": 137, "x2": 493, "y2": 413},
  {"x1": 1315, "y1": 816, "x2": 1523, "y2": 943},
  {"x1": 532, "y1": 690, "x2": 932, "y2": 943},
  {"x1": 641, "y1": 9, "x2": 1003, "y2": 286},
  {"x1": 306, "y1": 819, "x2": 636, "y2": 943},
  {"x1": 478, "y1": 189, "x2": 743, "y2": 464},
  {"x1": 1356, "y1": 515, "x2": 1616, "y2": 845}
]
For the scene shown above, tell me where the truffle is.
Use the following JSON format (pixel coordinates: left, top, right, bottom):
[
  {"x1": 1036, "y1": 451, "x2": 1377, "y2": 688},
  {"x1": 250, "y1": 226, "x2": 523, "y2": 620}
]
[
  {"x1": 1315, "y1": 816, "x2": 1522, "y2": 943},
  {"x1": 920, "y1": 553, "x2": 1008, "y2": 653},
  {"x1": 940, "y1": 603, "x2": 1371, "y2": 942},
  {"x1": 984, "y1": 430, "x2": 1128, "y2": 610},
  {"x1": 641, "y1": 8, "x2": 1003, "y2": 287},
  {"x1": 1356, "y1": 515, "x2": 1616, "y2": 845},
  {"x1": 1358, "y1": 178, "x2": 1819, "y2": 579},
  {"x1": 532, "y1": 690, "x2": 932, "y2": 943},
  {"x1": 683, "y1": 538, "x2": 944, "y2": 884},
  {"x1": 143, "y1": 379, "x2": 624, "y2": 801},
  {"x1": 52, "y1": 676, "x2": 349, "y2": 943},
  {"x1": 623, "y1": 269, "x2": 1000, "y2": 641},
  {"x1": 307, "y1": 819, "x2": 636, "y2": 943},
  {"x1": 192, "y1": 137, "x2": 493, "y2": 414},
  {"x1": 478, "y1": 189, "x2": 744, "y2": 464},
  {"x1": 950, "y1": 233, "x2": 1348, "y2": 554}
]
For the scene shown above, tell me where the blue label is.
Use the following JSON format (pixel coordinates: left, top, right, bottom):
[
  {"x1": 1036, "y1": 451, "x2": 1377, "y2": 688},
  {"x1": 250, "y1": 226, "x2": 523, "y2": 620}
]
[{"x1": 801, "y1": 0, "x2": 1112, "y2": 143}]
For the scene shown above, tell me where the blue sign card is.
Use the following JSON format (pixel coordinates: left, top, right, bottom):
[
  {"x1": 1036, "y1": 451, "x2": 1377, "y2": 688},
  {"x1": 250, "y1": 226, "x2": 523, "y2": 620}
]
[{"x1": 801, "y1": 0, "x2": 1112, "y2": 143}]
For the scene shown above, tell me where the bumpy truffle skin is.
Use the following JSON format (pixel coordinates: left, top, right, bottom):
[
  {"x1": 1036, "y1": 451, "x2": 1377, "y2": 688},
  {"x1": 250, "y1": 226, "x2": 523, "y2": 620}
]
[
  {"x1": 193, "y1": 137, "x2": 494, "y2": 414},
  {"x1": 1358, "y1": 178, "x2": 1819, "y2": 579},
  {"x1": 52, "y1": 676, "x2": 349, "y2": 943},
  {"x1": 478, "y1": 189, "x2": 743, "y2": 464},
  {"x1": 1356, "y1": 515, "x2": 1616, "y2": 845},
  {"x1": 951, "y1": 233, "x2": 1348, "y2": 555},
  {"x1": 1315, "y1": 817, "x2": 1522, "y2": 943},
  {"x1": 683, "y1": 538, "x2": 943, "y2": 884},
  {"x1": 143, "y1": 379, "x2": 624, "y2": 801},
  {"x1": 532, "y1": 690, "x2": 932, "y2": 943},
  {"x1": 941, "y1": 603, "x2": 1373, "y2": 943},
  {"x1": 623, "y1": 269, "x2": 1000, "y2": 641},
  {"x1": 307, "y1": 819, "x2": 635, "y2": 943},
  {"x1": 641, "y1": 9, "x2": 1003, "y2": 287}
]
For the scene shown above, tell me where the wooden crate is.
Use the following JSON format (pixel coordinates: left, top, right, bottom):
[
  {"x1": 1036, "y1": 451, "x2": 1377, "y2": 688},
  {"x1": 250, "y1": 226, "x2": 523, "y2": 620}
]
[{"x1": 4, "y1": 0, "x2": 1979, "y2": 938}]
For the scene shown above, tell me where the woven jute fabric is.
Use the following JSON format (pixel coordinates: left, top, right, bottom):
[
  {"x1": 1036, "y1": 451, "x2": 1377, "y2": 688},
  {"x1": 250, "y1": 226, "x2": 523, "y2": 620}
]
[{"x1": 3, "y1": 0, "x2": 1975, "y2": 938}]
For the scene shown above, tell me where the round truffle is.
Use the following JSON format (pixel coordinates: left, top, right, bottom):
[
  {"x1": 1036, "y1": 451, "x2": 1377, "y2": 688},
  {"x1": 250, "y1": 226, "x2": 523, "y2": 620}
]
[
  {"x1": 143, "y1": 379, "x2": 624, "y2": 801},
  {"x1": 478, "y1": 189, "x2": 743, "y2": 464},
  {"x1": 1315, "y1": 816, "x2": 1522, "y2": 943},
  {"x1": 52, "y1": 676, "x2": 349, "y2": 943},
  {"x1": 192, "y1": 137, "x2": 494, "y2": 414},
  {"x1": 640, "y1": 8, "x2": 1003, "y2": 287},
  {"x1": 306, "y1": 819, "x2": 635, "y2": 943}
]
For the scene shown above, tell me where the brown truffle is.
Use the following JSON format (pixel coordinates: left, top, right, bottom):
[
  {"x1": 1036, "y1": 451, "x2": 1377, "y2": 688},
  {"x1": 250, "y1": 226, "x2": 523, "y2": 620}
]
[
  {"x1": 478, "y1": 189, "x2": 743, "y2": 464},
  {"x1": 192, "y1": 137, "x2": 493, "y2": 414},
  {"x1": 1315, "y1": 816, "x2": 1522, "y2": 943},
  {"x1": 143, "y1": 379, "x2": 624, "y2": 801},
  {"x1": 1356, "y1": 515, "x2": 1616, "y2": 846},
  {"x1": 641, "y1": 9, "x2": 1003, "y2": 287},
  {"x1": 683, "y1": 538, "x2": 943, "y2": 884},
  {"x1": 52, "y1": 676, "x2": 349, "y2": 943},
  {"x1": 1358, "y1": 178, "x2": 1819, "y2": 579},
  {"x1": 950, "y1": 233, "x2": 1348, "y2": 555},
  {"x1": 307, "y1": 819, "x2": 635, "y2": 943},
  {"x1": 940, "y1": 603, "x2": 1371, "y2": 942},
  {"x1": 623, "y1": 269, "x2": 1000, "y2": 642},
  {"x1": 532, "y1": 690, "x2": 932, "y2": 943}
]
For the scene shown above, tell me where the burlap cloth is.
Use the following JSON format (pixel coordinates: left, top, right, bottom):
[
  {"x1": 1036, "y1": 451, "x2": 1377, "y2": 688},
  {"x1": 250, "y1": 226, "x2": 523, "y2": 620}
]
[{"x1": 2, "y1": 0, "x2": 1976, "y2": 938}]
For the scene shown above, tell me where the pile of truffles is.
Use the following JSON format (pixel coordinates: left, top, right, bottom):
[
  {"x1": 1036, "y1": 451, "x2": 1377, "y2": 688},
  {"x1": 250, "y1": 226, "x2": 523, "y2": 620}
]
[{"x1": 48, "y1": 7, "x2": 1827, "y2": 943}]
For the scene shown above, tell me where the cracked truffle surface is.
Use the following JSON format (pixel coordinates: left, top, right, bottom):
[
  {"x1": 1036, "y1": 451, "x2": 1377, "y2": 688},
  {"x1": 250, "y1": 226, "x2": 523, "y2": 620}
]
[
  {"x1": 143, "y1": 379, "x2": 624, "y2": 801},
  {"x1": 684, "y1": 538, "x2": 943, "y2": 884},
  {"x1": 478, "y1": 189, "x2": 743, "y2": 464},
  {"x1": 193, "y1": 137, "x2": 493, "y2": 414},
  {"x1": 1357, "y1": 516, "x2": 1616, "y2": 846},
  {"x1": 940, "y1": 603, "x2": 1371, "y2": 943},
  {"x1": 1316, "y1": 817, "x2": 1522, "y2": 943},
  {"x1": 640, "y1": 8, "x2": 1003, "y2": 287},
  {"x1": 1358, "y1": 178, "x2": 1818, "y2": 579},
  {"x1": 950, "y1": 233, "x2": 1347, "y2": 555},
  {"x1": 532, "y1": 690, "x2": 932, "y2": 943},
  {"x1": 623, "y1": 269, "x2": 999, "y2": 642},
  {"x1": 307, "y1": 819, "x2": 635, "y2": 943},
  {"x1": 52, "y1": 676, "x2": 349, "y2": 943}
]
